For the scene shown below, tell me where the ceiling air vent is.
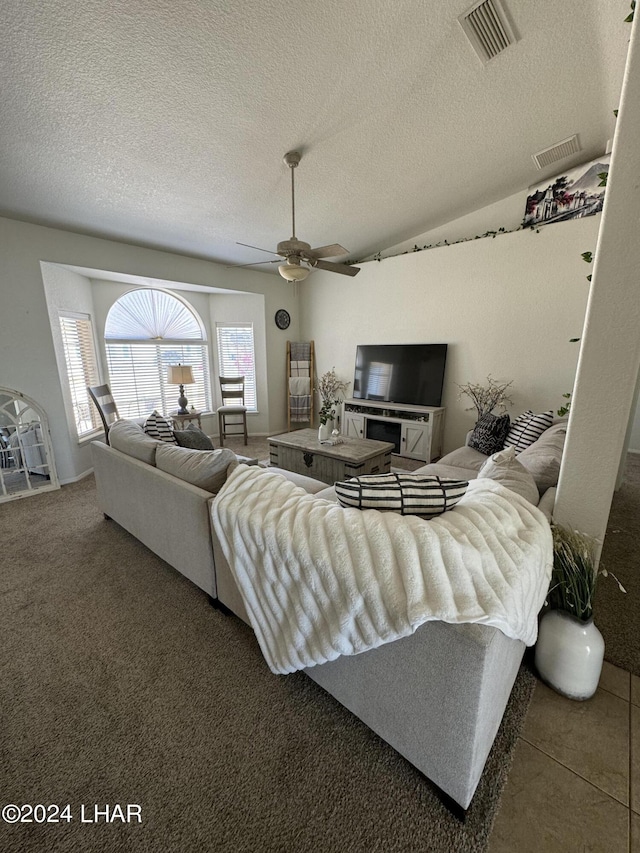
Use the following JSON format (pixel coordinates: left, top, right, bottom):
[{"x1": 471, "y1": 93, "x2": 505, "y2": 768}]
[
  {"x1": 459, "y1": 0, "x2": 518, "y2": 63},
  {"x1": 532, "y1": 135, "x2": 582, "y2": 170}
]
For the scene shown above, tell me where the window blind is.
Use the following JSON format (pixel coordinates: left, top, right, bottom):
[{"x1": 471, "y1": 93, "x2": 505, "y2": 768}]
[
  {"x1": 59, "y1": 313, "x2": 101, "y2": 436},
  {"x1": 104, "y1": 289, "x2": 211, "y2": 418},
  {"x1": 216, "y1": 323, "x2": 257, "y2": 410},
  {"x1": 105, "y1": 343, "x2": 211, "y2": 418},
  {"x1": 104, "y1": 288, "x2": 203, "y2": 340}
]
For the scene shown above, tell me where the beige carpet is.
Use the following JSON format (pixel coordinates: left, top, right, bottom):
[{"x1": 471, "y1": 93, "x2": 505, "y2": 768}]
[{"x1": 0, "y1": 438, "x2": 537, "y2": 853}]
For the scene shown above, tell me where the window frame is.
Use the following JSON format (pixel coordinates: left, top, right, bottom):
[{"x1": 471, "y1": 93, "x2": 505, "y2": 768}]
[
  {"x1": 104, "y1": 289, "x2": 212, "y2": 419},
  {"x1": 216, "y1": 322, "x2": 257, "y2": 412},
  {"x1": 59, "y1": 311, "x2": 102, "y2": 439}
]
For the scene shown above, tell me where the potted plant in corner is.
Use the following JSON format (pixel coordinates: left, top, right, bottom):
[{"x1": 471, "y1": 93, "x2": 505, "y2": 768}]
[
  {"x1": 534, "y1": 523, "x2": 625, "y2": 700},
  {"x1": 317, "y1": 368, "x2": 349, "y2": 442}
]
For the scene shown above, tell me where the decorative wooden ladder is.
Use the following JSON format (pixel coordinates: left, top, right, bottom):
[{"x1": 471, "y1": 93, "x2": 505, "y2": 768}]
[{"x1": 286, "y1": 341, "x2": 315, "y2": 431}]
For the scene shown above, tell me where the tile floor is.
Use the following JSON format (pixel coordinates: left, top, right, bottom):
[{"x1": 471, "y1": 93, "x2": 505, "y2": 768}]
[{"x1": 489, "y1": 661, "x2": 637, "y2": 852}]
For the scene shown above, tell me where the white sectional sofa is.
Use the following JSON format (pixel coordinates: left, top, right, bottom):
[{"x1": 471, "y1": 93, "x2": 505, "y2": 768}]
[
  {"x1": 91, "y1": 420, "x2": 328, "y2": 598},
  {"x1": 91, "y1": 418, "x2": 560, "y2": 811}
]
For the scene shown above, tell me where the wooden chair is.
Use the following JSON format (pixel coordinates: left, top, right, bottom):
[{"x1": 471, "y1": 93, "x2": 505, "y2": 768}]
[
  {"x1": 87, "y1": 384, "x2": 119, "y2": 445},
  {"x1": 217, "y1": 376, "x2": 248, "y2": 446}
]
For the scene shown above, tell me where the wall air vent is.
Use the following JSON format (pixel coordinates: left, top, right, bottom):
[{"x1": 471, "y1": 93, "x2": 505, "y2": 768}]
[
  {"x1": 459, "y1": 0, "x2": 518, "y2": 63},
  {"x1": 532, "y1": 135, "x2": 582, "y2": 170}
]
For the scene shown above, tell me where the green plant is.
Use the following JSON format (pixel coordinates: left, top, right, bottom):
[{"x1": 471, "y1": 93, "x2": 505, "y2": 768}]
[
  {"x1": 547, "y1": 524, "x2": 625, "y2": 621},
  {"x1": 557, "y1": 392, "x2": 572, "y2": 417},
  {"x1": 317, "y1": 368, "x2": 349, "y2": 425},
  {"x1": 561, "y1": 248, "x2": 595, "y2": 401}
]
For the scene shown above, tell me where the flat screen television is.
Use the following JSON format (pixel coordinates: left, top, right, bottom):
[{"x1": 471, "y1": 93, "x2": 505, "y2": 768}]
[{"x1": 352, "y1": 343, "x2": 447, "y2": 408}]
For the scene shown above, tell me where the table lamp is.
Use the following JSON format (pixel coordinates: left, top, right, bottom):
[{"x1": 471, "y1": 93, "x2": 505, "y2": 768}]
[{"x1": 167, "y1": 364, "x2": 195, "y2": 414}]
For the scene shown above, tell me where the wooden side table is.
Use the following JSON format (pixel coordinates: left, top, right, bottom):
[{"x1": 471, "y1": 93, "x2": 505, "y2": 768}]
[{"x1": 170, "y1": 410, "x2": 204, "y2": 429}]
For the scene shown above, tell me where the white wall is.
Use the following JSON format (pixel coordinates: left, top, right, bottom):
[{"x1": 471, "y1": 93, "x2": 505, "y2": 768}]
[
  {"x1": 301, "y1": 215, "x2": 601, "y2": 453},
  {"x1": 0, "y1": 216, "x2": 299, "y2": 483},
  {"x1": 373, "y1": 151, "x2": 640, "y2": 455},
  {"x1": 629, "y1": 393, "x2": 640, "y2": 454},
  {"x1": 367, "y1": 190, "x2": 527, "y2": 260},
  {"x1": 554, "y1": 14, "x2": 640, "y2": 542}
]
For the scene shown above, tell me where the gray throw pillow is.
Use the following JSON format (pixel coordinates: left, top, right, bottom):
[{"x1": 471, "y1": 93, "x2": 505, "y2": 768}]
[
  {"x1": 517, "y1": 422, "x2": 566, "y2": 493},
  {"x1": 109, "y1": 419, "x2": 160, "y2": 465},
  {"x1": 155, "y1": 445, "x2": 238, "y2": 493},
  {"x1": 173, "y1": 423, "x2": 215, "y2": 450},
  {"x1": 468, "y1": 412, "x2": 510, "y2": 456},
  {"x1": 478, "y1": 446, "x2": 539, "y2": 505}
]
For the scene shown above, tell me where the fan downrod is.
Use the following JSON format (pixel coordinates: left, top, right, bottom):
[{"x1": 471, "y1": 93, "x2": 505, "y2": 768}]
[{"x1": 283, "y1": 151, "x2": 301, "y2": 169}]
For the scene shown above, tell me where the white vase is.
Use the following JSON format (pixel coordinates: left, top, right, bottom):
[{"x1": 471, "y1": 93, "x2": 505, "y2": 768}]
[
  {"x1": 318, "y1": 423, "x2": 330, "y2": 442},
  {"x1": 535, "y1": 609, "x2": 604, "y2": 700}
]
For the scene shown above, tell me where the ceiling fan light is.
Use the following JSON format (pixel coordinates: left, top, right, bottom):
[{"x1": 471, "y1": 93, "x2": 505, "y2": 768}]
[{"x1": 278, "y1": 263, "x2": 310, "y2": 282}]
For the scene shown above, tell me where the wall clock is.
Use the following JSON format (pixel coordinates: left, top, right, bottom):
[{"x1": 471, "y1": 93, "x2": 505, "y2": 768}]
[{"x1": 274, "y1": 309, "x2": 290, "y2": 330}]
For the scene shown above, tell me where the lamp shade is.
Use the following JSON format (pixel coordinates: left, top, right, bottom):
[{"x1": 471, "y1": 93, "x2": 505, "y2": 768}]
[
  {"x1": 278, "y1": 263, "x2": 310, "y2": 282},
  {"x1": 167, "y1": 364, "x2": 195, "y2": 385}
]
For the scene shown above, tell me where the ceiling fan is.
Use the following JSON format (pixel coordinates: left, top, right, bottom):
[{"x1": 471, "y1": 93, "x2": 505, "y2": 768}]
[{"x1": 236, "y1": 151, "x2": 360, "y2": 282}]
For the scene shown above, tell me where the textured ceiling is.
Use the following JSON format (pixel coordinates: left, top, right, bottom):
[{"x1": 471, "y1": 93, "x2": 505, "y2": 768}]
[{"x1": 0, "y1": 0, "x2": 631, "y2": 271}]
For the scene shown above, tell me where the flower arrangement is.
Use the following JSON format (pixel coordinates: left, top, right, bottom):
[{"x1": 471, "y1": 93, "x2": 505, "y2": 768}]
[
  {"x1": 456, "y1": 375, "x2": 514, "y2": 421},
  {"x1": 547, "y1": 523, "x2": 625, "y2": 622},
  {"x1": 318, "y1": 368, "x2": 349, "y2": 426}
]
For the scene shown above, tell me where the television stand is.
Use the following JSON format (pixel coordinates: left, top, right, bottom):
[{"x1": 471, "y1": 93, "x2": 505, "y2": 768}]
[{"x1": 341, "y1": 399, "x2": 446, "y2": 463}]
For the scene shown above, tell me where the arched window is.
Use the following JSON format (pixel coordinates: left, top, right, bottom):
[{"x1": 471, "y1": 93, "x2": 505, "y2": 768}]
[{"x1": 104, "y1": 289, "x2": 211, "y2": 418}]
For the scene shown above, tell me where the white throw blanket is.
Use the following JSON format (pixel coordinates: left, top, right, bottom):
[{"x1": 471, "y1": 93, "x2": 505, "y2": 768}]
[{"x1": 212, "y1": 465, "x2": 553, "y2": 675}]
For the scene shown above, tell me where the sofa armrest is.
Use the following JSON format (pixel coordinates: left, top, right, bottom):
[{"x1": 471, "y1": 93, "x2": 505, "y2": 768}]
[
  {"x1": 537, "y1": 486, "x2": 556, "y2": 521},
  {"x1": 91, "y1": 441, "x2": 217, "y2": 596}
]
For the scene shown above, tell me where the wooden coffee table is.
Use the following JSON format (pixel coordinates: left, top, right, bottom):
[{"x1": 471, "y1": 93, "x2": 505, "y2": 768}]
[{"x1": 268, "y1": 428, "x2": 394, "y2": 485}]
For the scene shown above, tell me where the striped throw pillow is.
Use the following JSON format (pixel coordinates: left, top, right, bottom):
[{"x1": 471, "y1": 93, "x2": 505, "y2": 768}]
[
  {"x1": 335, "y1": 473, "x2": 468, "y2": 517},
  {"x1": 503, "y1": 410, "x2": 553, "y2": 454},
  {"x1": 143, "y1": 410, "x2": 177, "y2": 443}
]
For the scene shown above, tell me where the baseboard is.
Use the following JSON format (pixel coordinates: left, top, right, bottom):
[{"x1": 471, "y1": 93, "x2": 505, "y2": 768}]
[{"x1": 59, "y1": 467, "x2": 94, "y2": 485}]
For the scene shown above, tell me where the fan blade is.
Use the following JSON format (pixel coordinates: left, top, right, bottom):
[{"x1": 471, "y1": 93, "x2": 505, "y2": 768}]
[
  {"x1": 315, "y1": 259, "x2": 360, "y2": 277},
  {"x1": 308, "y1": 243, "x2": 348, "y2": 259},
  {"x1": 226, "y1": 259, "x2": 280, "y2": 269},
  {"x1": 236, "y1": 241, "x2": 280, "y2": 256}
]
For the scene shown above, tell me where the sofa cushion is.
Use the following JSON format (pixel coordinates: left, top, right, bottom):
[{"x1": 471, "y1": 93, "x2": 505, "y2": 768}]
[
  {"x1": 173, "y1": 423, "x2": 215, "y2": 450},
  {"x1": 155, "y1": 444, "x2": 238, "y2": 493},
  {"x1": 503, "y1": 410, "x2": 554, "y2": 454},
  {"x1": 516, "y1": 422, "x2": 566, "y2": 493},
  {"x1": 414, "y1": 462, "x2": 481, "y2": 481},
  {"x1": 434, "y1": 444, "x2": 488, "y2": 472},
  {"x1": 478, "y1": 446, "x2": 539, "y2": 505},
  {"x1": 109, "y1": 419, "x2": 160, "y2": 465},
  {"x1": 144, "y1": 410, "x2": 177, "y2": 443},
  {"x1": 468, "y1": 413, "x2": 510, "y2": 456},
  {"x1": 335, "y1": 473, "x2": 468, "y2": 517}
]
